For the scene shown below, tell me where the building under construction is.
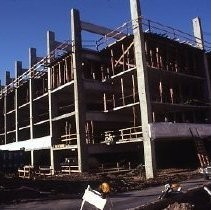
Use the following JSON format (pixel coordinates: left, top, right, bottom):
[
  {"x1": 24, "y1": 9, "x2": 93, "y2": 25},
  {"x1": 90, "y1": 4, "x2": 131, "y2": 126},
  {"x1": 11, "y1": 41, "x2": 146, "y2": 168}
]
[{"x1": 0, "y1": 0, "x2": 211, "y2": 178}]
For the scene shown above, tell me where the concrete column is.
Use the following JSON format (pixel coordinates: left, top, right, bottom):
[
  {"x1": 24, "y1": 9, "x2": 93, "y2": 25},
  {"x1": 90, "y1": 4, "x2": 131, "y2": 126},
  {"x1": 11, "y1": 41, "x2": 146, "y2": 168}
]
[
  {"x1": 47, "y1": 31, "x2": 56, "y2": 138},
  {"x1": 4, "y1": 71, "x2": 11, "y2": 145},
  {"x1": 192, "y1": 17, "x2": 204, "y2": 50},
  {"x1": 5, "y1": 71, "x2": 11, "y2": 85},
  {"x1": 47, "y1": 31, "x2": 63, "y2": 172},
  {"x1": 4, "y1": 90, "x2": 7, "y2": 145},
  {"x1": 47, "y1": 31, "x2": 55, "y2": 173},
  {"x1": 130, "y1": 0, "x2": 156, "y2": 178},
  {"x1": 15, "y1": 61, "x2": 22, "y2": 142},
  {"x1": 71, "y1": 9, "x2": 88, "y2": 172},
  {"x1": 193, "y1": 17, "x2": 211, "y2": 122},
  {"x1": 29, "y1": 48, "x2": 36, "y2": 140}
]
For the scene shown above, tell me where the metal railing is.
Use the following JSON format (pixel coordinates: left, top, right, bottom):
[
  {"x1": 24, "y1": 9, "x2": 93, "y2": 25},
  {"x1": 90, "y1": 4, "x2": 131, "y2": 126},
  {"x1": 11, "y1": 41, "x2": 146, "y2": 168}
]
[
  {"x1": 96, "y1": 16, "x2": 211, "y2": 52},
  {"x1": 103, "y1": 125, "x2": 143, "y2": 144},
  {"x1": 0, "y1": 41, "x2": 71, "y2": 96}
]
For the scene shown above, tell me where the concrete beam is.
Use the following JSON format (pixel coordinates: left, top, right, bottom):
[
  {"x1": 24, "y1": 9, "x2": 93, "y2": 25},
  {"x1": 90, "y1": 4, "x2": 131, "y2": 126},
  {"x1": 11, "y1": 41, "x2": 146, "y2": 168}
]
[
  {"x1": 130, "y1": 0, "x2": 156, "y2": 179},
  {"x1": 81, "y1": 21, "x2": 126, "y2": 39},
  {"x1": 150, "y1": 123, "x2": 211, "y2": 140},
  {"x1": 86, "y1": 111, "x2": 134, "y2": 122},
  {"x1": 84, "y1": 80, "x2": 113, "y2": 92}
]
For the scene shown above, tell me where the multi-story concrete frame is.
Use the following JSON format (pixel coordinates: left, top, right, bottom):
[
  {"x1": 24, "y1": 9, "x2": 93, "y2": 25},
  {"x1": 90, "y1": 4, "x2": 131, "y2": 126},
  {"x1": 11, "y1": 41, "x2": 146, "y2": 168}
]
[{"x1": 0, "y1": 0, "x2": 211, "y2": 178}]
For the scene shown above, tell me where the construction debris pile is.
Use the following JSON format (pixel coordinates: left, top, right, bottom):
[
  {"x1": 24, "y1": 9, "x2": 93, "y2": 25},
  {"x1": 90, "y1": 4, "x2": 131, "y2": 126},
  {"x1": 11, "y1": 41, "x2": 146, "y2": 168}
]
[{"x1": 0, "y1": 168, "x2": 199, "y2": 204}]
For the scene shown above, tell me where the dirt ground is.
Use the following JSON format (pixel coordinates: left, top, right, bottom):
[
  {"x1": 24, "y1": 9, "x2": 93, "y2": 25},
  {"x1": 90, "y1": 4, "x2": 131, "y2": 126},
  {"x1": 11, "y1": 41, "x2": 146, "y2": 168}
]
[{"x1": 0, "y1": 168, "x2": 209, "y2": 209}]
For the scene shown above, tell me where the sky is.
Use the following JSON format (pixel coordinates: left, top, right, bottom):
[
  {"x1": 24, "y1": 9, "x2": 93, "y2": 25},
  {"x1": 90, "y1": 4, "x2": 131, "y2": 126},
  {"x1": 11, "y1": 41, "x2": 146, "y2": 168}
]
[{"x1": 0, "y1": 0, "x2": 210, "y2": 84}]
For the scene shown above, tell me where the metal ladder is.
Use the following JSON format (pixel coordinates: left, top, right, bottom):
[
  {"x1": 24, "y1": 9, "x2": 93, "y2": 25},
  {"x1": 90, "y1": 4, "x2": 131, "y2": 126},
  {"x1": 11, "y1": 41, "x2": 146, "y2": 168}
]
[{"x1": 189, "y1": 127, "x2": 210, "y2": 167}]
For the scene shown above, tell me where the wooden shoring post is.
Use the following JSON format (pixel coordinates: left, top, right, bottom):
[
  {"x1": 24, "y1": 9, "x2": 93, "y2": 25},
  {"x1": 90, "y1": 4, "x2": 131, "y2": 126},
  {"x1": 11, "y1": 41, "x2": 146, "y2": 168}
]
[
  {"x1": 152, "y1": 43, "x2": 156, "y2": 68},
  {"x1": 112, "y1": 93, "x2": 116, "y2": 108},
  {"x1": 175, "y1": 46, "x2": 178, "y2": 72},
  {"x1": 159, "y1": 81, "x2": 163, "y2": 103},
  {"x1": 132, "y1": 106, "x2": 136, "y2": 127},
  {"x1": 69, "y1": 56, "x2": 73, "y2": 81},
  {"x1": 58, "y1": 62, "x2": 61, "y2": 86},
  {"x1": 170, "y1": 87, "x2": 174, "y2": 104},
  {"x1": 64, "y1": 57, "x2": 68, "y2": 83},
  {"x1": 166, "y1": 44, "x2": 169, "y2": 71},
  {"x1": 61, "y1": 60, "x2": 66, "y2": 85},
  {"x1": 121, "y1": 78, "x2": 125, "y2": 106},
  {"x1": 103, "y1": 93, "x2": 107, "y2": 111},
  {"x1": 64, "y1": 58, "x2": 67, "y2": 83},
  {"x1": 144, "y1": 40, "x2": 149, "y2": 67},
  {"x1": 51, "y1": 66, "x2": 53, "y2": 89},
  {"x1": 68, "y1": 122, "x2": 71, "y2": 137},
  {"x1": 122, "y1": 43, "x2": 126, "y2": 71},
  {"x1": 111, "y1": 49, "x2": 115, "y2": 76},
  {"x1": 56, "y1": 64, "x2": 59, "y2": 87},
  {"x1": 85, "y1": 122, "x2": 89, "y2": 144},
  {"x1": 53, "y1": 66, "x2": 56, "y2": 88},
  {"x1": 71, "y1": 56, "x2": 74, "y2": 80},
  {"x1": 100, "y1": 65, "x2": 104, "y2": 81},
  {"x1": 65, "y1": 121, "x2": 68, "y2": 137},
  {"x1": 152, "y1": 112, "x2": 155, "y2": 122},
  {"x1": 127, "y1": 43, "x2": 130, "y2": 70},
  {"x1": 57, "y1": 62, "x2": 61, "y2": 87},
  {"x1": 173, "y1": 112, "x2": 176, "y2": 123},
  {"x1": 149, "y1": 44, "x2": 153, "y2": 67},
  {"x1": 91, "y1": 120, "x2": 94, "y2": 144},
  {"x1": 100, "y1": 64, "x2": 105, "y2": 81},
  {"x1": 132, "y1": 74, "x2": 136, "y2": 103},
  {"x1": 42, "y1": 77, "x2": 45, "y2": 94},
  {"x1": 91, "y1": 62, "x2": 95, "y2": 80},
  {"x1": 159, "y1": 45, "x2": 164, "y2": 69},
  {"x1": 52, "y1": 66, "x2": 55, "y2": 89},
  {"x1": 106, "y1": 67, "x2": 110, "y2": 79},
  {"x1": 156, "y1": 47, "x2": 160, "y2": 69},
  {"x1": 115, "y1": 42, "x2": 134, "y2": 69},
  {"x1": 54, "y1": 65, "x2": 57, "y2": 88}
]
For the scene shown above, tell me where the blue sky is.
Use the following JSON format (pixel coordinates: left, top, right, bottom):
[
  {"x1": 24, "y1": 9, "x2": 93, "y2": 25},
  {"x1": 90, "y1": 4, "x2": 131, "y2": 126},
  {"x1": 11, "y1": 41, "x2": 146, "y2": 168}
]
[{"x1": 0, "y1": 0, "x2": 210, "y2": 84}]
